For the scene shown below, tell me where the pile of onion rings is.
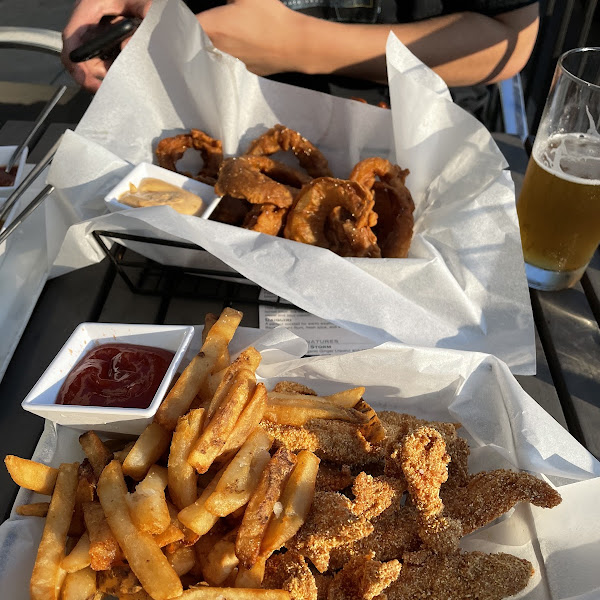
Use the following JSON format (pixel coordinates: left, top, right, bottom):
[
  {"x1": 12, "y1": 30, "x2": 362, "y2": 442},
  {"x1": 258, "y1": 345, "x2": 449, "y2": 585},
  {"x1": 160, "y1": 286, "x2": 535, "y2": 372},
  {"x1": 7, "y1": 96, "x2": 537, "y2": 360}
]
[{"x1": 155, "y1": 124, "x2": 414, "y2": 258}]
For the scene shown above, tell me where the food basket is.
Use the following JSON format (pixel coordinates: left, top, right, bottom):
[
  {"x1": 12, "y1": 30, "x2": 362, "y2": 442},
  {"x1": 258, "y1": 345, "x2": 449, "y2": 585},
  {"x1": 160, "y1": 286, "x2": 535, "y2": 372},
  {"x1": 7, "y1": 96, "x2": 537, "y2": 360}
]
[
  {"x1": 46, "y1": 0, "x2": 535, "y2": 374},
  {"x1": 0, "y1": 327, "x2": 599, "y2": 599}
]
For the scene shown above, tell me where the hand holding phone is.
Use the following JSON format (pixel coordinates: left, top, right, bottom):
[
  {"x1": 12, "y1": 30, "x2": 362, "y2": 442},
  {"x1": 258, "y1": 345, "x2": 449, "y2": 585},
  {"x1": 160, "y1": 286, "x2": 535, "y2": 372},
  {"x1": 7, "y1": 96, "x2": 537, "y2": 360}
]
[{"x1": 69, "y1": 17, "x2": 142, "y2": 63}]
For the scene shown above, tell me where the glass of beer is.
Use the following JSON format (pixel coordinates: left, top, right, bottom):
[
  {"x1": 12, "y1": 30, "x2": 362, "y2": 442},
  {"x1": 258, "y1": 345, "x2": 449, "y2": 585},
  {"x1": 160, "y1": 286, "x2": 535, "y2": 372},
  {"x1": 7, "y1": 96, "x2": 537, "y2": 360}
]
[{"x1": 517, "y1": 47, "x2": 600, "y2": 291}]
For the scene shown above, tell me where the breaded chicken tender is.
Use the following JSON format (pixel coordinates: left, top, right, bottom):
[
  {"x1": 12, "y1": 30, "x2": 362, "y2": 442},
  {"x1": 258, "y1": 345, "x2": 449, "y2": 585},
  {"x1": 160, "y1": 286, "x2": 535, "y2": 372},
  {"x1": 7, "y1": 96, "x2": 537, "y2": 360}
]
[
  {"x1": 263, "y1": 551, "x2": 317, "y2": 600},
  {"x1": 386, "y1": 550, "x2": 534, "y2": 600},
  {"x1": 442, "y1": 469, "x2": 562, "y2": 534},
  {"x1": 327, "y1": 552, "x2": 401, "y2": 600},
  {"x1": 289, "y1": 491, "x2": 374, "y2": 572}
]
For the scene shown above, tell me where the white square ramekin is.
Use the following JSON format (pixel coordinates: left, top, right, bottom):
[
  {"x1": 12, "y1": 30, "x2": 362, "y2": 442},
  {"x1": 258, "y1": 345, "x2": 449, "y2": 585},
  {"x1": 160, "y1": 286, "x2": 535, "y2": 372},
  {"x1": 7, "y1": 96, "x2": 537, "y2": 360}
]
[
  {"x1": 21, "y1": 322, "x2": 195, "y2": 436},
  {"x1": 104, "y1": 162, "x2": 221, "y2": 218},
  {"x1": 0, "y1": 146, "x2": 29, "y2": 198}
]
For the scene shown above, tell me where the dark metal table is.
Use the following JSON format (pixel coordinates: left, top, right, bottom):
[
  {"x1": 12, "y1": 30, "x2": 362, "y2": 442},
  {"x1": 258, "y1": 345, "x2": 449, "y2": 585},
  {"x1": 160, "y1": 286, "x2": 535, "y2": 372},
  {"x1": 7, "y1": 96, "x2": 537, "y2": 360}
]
[{"x1": 0, "y1": 122, "x2": 598, "y2": 524}]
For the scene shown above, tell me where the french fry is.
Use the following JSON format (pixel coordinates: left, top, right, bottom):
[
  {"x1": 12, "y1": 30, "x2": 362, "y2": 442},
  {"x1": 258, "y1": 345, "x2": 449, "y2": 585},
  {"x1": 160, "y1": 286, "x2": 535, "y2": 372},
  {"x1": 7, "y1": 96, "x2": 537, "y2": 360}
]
[
  {"x1": 177, "y1": 588, "x2": 290, "y2": 599},
  {"x1": 30, "y1": 462, "x2": 79, "y2": 600},
  {"x1": 202, "y1": 313, "x2": 230, "y2": 373},
  {"x1": 83, "y1": 501, "x2": 124, "y2": 571},
  {"x1": 205, "y1": 429, "x2": 272, "y2": 517},
  {"x1": 126, "y1": 465, "x2": 171, "y2": 535},
  {"x1": 5, "y1": 455, "x2": 58, "y2": 495},
  {"x1": 206, "y1": 348, "x2": 262, "y2": 421},
  {"x1": 122, "y1": 422, "x2": 172, "y2": 481},
  {"x1": 202, "y1": 531, "x2": 239, "y2": 586},
  {"x1": 97, "y1": 566, "x2": 142, "y2": 596},
  {"x1": 69, "y1": 463, "x2": 95, "y2": 537},
  {"x1": 16, "y1": 502, "x2": 49, "y2": 517},
  {"x1": 61, "y1": 532, "x2": 91, "y2": 573},
  {"x1": 155, "y1": 308, "x2": 243, "y2": 431},
  {"x1": 326, "y1": 387, "x2": 365, "y2": 408},
  {"x1": 113, "y1": 441, "x2": 135, "y2": 464},
  {"x1": 166, "y1": 545, "x2": 196, "y2": 577},
  {"x1": 260, "y1": 450, "x2": 320, "y2": 555},
  {"x1": 267, "y1": 387, "x2": 365, "y2": 410},
  {"x1": 235, "y1": 445, "x2": 296, "y2": 569},
  {"x1": 206, "y1": 369, "x2": 226, "y2": 401},
  {"x1": 356, "y1": 399, "x2": 387, "y2": 443},
  {"x1": 263, "y1": 396, "x2": 370, "y2": 427},
  {"x1": 234, "y1": 556, "x2": 266, "y2": 588},
  {"x1": 78, "y1": 431, "x2": 113, "y2": 480},
  {"x1": 188, "y1": 370, "x2": 256, "y2": 474},
  {"x1": 178, "y1": 466, "x2": 228, "y2": 536},
  {"x1": 59, "y1": 566, "x2": 97, "y2": 600},
  {"x1": 97, "y1": 460, "x2": 183, "y2": 600},
  {"x1": 220, "y1": 384, "x2": 268, "y2": 457},
  {"x1": 168, "y1": 408, "x2": 206, "y2": 510}
]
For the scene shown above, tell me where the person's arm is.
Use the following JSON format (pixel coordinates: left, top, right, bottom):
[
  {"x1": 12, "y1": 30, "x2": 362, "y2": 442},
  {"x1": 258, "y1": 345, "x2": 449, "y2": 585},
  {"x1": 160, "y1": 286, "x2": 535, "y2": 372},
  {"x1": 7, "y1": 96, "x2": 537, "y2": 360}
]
[
  {"x1": 61, "y1": 0, "x2": 152, "y2": 92},
  {"x1": 197, "y1": 1, "x2": 539, "y2": 87}
]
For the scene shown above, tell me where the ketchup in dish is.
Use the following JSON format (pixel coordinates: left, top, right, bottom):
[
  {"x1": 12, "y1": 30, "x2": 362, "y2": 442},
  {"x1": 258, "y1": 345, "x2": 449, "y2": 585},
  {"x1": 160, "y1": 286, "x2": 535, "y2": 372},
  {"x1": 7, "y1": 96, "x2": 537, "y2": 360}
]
[
  {"x1": 56, "y1": 343, "x2": 175, "y2": 409},
  {"x1": 0, "y1": 165, "x2": 18, "y2": 187}
]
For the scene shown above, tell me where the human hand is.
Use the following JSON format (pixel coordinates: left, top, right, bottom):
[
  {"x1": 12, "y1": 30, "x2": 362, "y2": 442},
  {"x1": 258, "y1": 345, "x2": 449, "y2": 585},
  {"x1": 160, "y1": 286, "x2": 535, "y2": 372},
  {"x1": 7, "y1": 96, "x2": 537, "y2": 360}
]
[
  {"x1": 61, "y1": 0, "x2": 152, "y2": 92},
  {"x1": 196, "y1": 0, "x2": 307, "y2": 76}
]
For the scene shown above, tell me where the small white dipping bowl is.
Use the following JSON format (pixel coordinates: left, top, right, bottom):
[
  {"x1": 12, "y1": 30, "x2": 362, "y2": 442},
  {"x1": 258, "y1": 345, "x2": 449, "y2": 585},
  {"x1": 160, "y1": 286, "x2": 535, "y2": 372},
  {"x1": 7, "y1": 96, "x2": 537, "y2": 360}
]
[
  {"x1": 21, "y1": 322, "x2": 195, "y2": 435},
  {"x1": 0, "y1": 146, "x2": 29, "y2": 198},
  {"x1": 104, "y1": 162, "x2": 221, "y2": 218}
]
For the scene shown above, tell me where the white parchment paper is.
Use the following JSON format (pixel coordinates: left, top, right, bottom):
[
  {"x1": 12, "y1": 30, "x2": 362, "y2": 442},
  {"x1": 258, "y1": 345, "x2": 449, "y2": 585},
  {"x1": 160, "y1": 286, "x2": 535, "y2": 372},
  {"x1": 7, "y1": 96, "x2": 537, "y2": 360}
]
[
  {"x1": 46, "y1": 0, "x2": 535, "y2": 373},
  {"x1": 0, "y1": 328, "x2": 598, "y2": 599}
]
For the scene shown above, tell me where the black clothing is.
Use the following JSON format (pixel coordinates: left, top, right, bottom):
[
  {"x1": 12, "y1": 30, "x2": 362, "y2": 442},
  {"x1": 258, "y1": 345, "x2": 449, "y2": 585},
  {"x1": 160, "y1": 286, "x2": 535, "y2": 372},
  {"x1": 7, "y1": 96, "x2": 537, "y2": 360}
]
[
  {"x1": 184, "y1": 0, "x2": 537, "y2": 122},
  {"x1": 185, "y1": 0, "x2": 538, "y2": 22}
]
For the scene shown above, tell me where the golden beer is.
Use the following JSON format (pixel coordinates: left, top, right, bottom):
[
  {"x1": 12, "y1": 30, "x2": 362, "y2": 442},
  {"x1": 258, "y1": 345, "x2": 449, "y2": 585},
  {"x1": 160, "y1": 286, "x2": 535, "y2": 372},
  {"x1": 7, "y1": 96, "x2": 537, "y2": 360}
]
[{"x1": 517, "y1": 133, "x2": 600, "y2": 273}]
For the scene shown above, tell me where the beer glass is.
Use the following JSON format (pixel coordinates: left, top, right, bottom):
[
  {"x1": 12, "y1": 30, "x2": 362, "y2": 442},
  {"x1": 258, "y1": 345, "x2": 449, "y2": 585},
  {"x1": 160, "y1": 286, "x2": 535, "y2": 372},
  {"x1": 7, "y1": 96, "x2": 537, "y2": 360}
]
[{"x1": 517, "y1": 47, "x2": 600, "y2": 291}]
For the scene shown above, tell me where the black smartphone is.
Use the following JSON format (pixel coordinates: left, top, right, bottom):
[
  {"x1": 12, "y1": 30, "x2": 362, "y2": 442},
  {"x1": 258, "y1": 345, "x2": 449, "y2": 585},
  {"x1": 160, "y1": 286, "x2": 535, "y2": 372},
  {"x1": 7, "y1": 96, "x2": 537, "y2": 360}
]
[{"x1": 69, "y1": 17, "x2": 142, "y2": 63}]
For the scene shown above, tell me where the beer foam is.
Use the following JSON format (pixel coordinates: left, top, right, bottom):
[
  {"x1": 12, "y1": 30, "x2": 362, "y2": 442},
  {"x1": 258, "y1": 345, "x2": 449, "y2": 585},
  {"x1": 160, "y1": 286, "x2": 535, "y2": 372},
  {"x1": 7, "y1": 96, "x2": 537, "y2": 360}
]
[{"x1": 536, "y1": 132, "x2": 600, "y2": 185}]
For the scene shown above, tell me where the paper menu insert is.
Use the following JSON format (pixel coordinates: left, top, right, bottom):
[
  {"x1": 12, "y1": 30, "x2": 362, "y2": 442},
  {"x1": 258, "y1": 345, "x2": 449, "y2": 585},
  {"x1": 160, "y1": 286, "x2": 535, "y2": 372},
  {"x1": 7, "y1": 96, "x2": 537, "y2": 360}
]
[
  {"x1": 47, "y1": 0, "x2": 534, "y2": 373},
  {"x1": 258, "y1": 290, "x2": 374, "y2": 355}
]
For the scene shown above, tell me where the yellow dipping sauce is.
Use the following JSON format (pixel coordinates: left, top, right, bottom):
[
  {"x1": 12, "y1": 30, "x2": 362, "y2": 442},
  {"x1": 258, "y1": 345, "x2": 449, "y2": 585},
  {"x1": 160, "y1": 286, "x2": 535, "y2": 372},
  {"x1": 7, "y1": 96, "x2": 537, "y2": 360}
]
[{"x1": 119, "y1": 177, "x2": 204, "y2": 216}]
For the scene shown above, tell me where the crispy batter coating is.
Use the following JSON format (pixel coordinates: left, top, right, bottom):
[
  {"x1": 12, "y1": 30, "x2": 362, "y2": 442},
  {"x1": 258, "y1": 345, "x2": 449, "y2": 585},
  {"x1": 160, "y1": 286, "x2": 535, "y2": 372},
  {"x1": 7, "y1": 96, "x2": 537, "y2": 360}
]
[
  {"x1": 259, "y1": 420, "x2": 380, "y2": 466},
  {"x1": 283, "y1": 177, "x2": 381, "y2": 258},
  {"x1": 400, "y1": 426, "x2": 462, "y2": 553},
  {"x1": 244, "y1": 124, "x2": 332, "y2": 178},
  {"x1": 327, "y1": 552, "x2": 401, "y2": 600},
  {"x1": 329, "y1": 504, "x2": 421, "y2": 569},
  {"x1": 263, "y1": 552, "x2": 318, "y2": 600},
  {"x1": 315, "y1": 463, "x2": 354, "y2": 492},
  {"x1": 401, "y1": 427, "x2": 449, "y2": 520},
  {"x1": 273, "y1": 382, "x2": 318, "y2": 396},
  {"x1": 289, "y1": 491, "x2": 374, "y2": 572},
  {"x1": 442, "y1": 470, "x2": 562, "y2": 534},
  {"x1": 243, "y1": 203, "x2": 288, "y2": 235},
  {"x1": 386, "y1": 551, "x2": 534, "y2": 600},
  {"x1": 380, "y1": 413, "x2": 469, "y2": 488},
  {"x1": 349, "y1": 157, "x2": 414, "y2": 258},
  {"x1": 156, "y1": 129, "x2": 222, "y2": 185},
  {"x1": 215, "y1": 157, "x2": 296, "y2": 209},
  {"x1": 350, "y1": 473, "x2": 403, "y2": 521}
]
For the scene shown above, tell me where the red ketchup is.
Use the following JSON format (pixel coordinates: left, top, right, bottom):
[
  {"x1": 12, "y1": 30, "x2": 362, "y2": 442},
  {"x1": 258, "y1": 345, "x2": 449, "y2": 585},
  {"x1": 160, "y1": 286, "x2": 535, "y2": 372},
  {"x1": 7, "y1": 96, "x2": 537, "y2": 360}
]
[
  {"x1": 56, "y1": 343, "x2": 175, "y2": 409},
  {"x1": 0, "y1": 166, "x2": 18, "y2": 187}
]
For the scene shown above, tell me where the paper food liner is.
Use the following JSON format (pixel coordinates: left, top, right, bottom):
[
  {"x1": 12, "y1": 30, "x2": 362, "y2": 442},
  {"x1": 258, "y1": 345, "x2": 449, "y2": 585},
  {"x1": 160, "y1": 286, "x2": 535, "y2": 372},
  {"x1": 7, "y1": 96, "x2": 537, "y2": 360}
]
[
  {"x1": 0, "y1": 328, "x2": 598, "y2": 599},
  {"x1": 45, "y1": 0, "x2": 535, "y2": 374}
]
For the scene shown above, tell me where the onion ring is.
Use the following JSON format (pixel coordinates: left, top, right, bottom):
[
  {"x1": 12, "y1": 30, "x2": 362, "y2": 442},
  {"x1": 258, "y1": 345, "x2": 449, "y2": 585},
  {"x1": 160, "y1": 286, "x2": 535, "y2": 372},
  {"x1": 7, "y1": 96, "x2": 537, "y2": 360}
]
[
  {"x1": 283, "y1": 177, "x2": 381, "y2": 258},
  {"x1": 244, "y1": 124, "x2": 333, "y2": 178},
  {"x1": 215, "y1": 156, "x2": 310, "y2": 209},
  {"x1": 155, "y1": 129, "x2": 223, "y2": 185},
  {"x1": 349, "y1": 157, "x2": 414, "y2": 258},
  {"x1": 242, "y1": 203, "x2": 288, "y2": 236}
]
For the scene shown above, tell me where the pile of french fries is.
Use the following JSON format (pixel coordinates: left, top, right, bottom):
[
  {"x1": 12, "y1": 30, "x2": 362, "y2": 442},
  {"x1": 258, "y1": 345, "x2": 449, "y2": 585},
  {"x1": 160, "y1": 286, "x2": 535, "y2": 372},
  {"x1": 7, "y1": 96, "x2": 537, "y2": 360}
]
[{"x1": 4, "y1": 308, "x2": 375, "y2": 600}]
